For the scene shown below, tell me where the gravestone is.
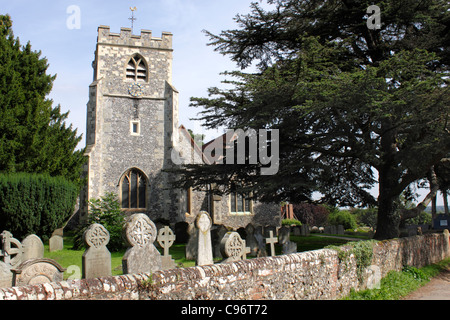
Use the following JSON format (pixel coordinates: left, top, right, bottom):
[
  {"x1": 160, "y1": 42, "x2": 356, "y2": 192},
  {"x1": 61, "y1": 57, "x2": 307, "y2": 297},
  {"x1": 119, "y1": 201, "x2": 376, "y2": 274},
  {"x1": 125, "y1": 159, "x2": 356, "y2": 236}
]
[
  {"x1": 282, "y1": 241, "x2": 297, "y2": 254},
  {"x1": 244, "y1": 224, "x2": 259, "y2": 257},
  {"x1": 157, "y1": 226, "x2": 176, "y2": 270},
  {"x1": 185, "y1": 215, "x2": 199, "y2": 260},
  {"x1": 22, "y1": 234, "x2": 44, "y2": 261},
  {"x1": 254, "y1": 227, "x2": 267, "y2": 257},
  {"x1": 242, "y1": 240, "x2": 251, "y2": 260},
  {"x1": 122, "y1": 214, "x2": 162, "y2": 274},
  {"x1": 265, "y1": 230, "x2": 278, "y2": 257},
  {"x1": 49, "y1": 235, "x2": 63, "y2": 252},
  {"x1": 11, "y1": 258, "x2": 65, "y2": 287},
  {"x1": 220, "y1": 232, "x2": 245, "y2": 263},
  {"x1": 292, "y1": 226, "x2": 301, "y2": 236},
  {"x1": 0, "y1": 261, "x2": 13, "y2": 288},
  {"x1": 0, "y1": 230, "x2": 24, "y2": 268},
  {"x1": 212, "y1": 225, "x2": 228, "y2": 259},
  {"x1": 278, "y1": 226, "x2": 290, "y2": 245},
  {"x1": 82, "y1": 223, "x2": 111, "y2": 279},
  {"x1": 300, "y1": 224, "x2": 310, "y2": 236},
  {"x1": 196, "y1": 211, "x2": 213, "y2": 266}
]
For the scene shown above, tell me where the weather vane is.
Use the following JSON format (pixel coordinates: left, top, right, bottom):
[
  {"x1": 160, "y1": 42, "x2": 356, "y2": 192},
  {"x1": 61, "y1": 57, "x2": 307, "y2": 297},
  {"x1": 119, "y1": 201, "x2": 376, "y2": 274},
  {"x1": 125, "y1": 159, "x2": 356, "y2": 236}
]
[{"x1": 129, "y1": 7, "x2": 137, "y2": 33}]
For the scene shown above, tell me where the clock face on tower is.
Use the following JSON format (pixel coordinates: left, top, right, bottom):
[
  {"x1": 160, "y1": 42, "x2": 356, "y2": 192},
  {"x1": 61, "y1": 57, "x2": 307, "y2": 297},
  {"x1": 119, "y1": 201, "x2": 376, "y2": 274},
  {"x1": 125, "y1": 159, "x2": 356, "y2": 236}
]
[{"x1": 128, "y1": 82, "x2": 143, "y2": 97}]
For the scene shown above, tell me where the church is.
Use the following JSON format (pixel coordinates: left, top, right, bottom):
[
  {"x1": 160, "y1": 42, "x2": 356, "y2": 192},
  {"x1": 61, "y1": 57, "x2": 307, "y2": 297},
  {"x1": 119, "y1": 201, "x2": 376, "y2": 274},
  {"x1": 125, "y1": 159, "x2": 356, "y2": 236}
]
[{"x1": 80, "y1": 25, "x2": 280, "y2": 230}]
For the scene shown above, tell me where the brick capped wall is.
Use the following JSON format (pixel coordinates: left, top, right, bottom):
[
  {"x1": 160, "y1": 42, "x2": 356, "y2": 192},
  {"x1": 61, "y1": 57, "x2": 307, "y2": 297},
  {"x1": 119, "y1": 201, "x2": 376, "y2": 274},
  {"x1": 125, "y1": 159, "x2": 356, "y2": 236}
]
[{"x1": 0, "y1": 231, "x2": 448, "y2": 300}]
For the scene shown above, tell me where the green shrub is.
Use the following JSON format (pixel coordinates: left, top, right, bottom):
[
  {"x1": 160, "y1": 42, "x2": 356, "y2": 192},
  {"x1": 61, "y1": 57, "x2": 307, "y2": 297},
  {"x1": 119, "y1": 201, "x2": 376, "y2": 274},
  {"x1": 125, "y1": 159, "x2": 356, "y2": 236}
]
[
  {"x1": 328, "y1": 210, "x2": 358, "y2": 230},
  {"x1": 0, "y1": 173, "x2": 78, "y2": 239},
  {"x1": 282, "y1": 219, "x2": 302, "y2": 226},
  {"x1": 72, "y1": 192, "x2": 126, "y2": 252}
]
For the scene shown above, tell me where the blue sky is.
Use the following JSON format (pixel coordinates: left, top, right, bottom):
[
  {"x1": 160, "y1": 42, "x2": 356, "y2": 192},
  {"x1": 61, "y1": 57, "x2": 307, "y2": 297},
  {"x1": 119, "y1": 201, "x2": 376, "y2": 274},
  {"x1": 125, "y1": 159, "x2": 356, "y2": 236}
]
[
  {"x1": 1, "y1": 1, "x2": 445, "y2": 206},
  {"x1": 1, "y1": 0, "x2": 263, "y2": 145}
]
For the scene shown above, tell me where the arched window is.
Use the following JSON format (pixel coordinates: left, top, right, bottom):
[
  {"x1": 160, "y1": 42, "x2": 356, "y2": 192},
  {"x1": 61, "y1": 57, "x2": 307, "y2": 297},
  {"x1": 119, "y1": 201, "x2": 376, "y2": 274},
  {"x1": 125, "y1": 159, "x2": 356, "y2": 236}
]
[
  {"x1": 120, "y1": 169, "x2": 147, "y2": 209},
  {"x1": 126, "y1": 54, "x2": 147, "y2": 82}
]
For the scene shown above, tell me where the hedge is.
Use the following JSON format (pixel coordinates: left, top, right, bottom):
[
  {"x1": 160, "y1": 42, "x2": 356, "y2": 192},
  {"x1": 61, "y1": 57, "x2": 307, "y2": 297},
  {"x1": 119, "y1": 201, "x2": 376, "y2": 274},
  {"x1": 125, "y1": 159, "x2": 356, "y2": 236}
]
[{"x1": 0, "y1": 173, "x2": 79, "y2": 239}]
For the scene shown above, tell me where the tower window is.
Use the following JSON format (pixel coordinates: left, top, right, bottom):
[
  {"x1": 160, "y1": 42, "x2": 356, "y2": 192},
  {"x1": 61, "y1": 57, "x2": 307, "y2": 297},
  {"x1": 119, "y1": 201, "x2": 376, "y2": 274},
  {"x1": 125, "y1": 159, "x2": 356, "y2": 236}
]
[
  {"x1": 130, "y1": 120, "x2": 140, "y2": 136},
  {"x1": 126, "y1": 54, "x2": 147, "y2": 82},
  {"x1": 120, "y1": 169, "x2": 147, "y2": 210}
]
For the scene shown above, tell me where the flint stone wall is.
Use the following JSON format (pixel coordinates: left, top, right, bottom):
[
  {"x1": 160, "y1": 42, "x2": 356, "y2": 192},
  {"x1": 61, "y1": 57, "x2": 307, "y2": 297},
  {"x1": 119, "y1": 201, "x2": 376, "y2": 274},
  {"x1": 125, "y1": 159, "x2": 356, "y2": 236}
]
[{"x1": 1, "y1": 232, "x2": 448, "y2": 300}]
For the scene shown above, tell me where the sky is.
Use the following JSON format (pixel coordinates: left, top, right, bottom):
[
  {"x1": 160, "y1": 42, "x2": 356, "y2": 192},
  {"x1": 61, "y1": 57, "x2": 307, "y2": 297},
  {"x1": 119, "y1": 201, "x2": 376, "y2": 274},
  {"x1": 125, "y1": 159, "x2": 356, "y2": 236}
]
[
  {"x1": 1, "y1": 0, "x2": 445, "y2": 206},
  {"x1": 1, "y1": 0, "x2": 264, "y2": 145}
]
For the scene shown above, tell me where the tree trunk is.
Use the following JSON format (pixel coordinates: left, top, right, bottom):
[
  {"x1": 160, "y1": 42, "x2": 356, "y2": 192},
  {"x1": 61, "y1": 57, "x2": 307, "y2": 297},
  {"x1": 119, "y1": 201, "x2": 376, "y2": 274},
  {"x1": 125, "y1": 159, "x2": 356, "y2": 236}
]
[
  {"x1": 374, "y1": 193, "x2": 401, "y2": 239},
  {"x1": 444, "y1": 190, "x2": 449, "y2": 215}
]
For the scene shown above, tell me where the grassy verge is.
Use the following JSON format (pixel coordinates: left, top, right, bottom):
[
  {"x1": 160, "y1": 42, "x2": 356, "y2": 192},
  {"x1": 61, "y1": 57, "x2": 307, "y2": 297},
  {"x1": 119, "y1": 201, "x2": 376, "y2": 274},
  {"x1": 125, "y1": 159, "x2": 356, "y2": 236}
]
[{"x1": 343, "y1": 257, "x2": 450, "y2": 300}]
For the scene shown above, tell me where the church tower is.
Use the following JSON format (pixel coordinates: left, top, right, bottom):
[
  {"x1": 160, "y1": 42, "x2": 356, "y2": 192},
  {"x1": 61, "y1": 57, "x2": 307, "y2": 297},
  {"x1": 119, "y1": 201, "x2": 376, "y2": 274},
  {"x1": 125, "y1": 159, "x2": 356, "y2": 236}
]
[{"x1": 82, "y1": 26, "x2": 180, "y2": 223}]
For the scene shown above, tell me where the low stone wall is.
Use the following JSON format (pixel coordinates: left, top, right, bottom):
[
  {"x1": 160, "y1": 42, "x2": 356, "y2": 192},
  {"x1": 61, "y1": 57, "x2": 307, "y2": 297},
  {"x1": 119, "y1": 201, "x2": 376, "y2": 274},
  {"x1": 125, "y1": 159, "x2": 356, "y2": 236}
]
[{"x1": 0, "y1": 231, "x2": 448, "y2": 300}]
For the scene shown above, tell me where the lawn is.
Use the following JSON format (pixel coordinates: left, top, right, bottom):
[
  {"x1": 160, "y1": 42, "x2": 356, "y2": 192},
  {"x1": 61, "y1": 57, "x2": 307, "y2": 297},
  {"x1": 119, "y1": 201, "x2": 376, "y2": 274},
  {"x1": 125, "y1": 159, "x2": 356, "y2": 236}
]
[{"x1": 44, "y1": 233, "x2": 358, "y2": 279}]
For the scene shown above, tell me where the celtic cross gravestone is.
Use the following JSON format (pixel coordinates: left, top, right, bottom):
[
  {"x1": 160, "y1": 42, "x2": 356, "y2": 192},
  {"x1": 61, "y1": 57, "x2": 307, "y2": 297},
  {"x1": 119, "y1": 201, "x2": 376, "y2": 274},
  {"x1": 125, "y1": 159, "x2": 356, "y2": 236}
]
[
  {"x1": 122, "y1": 214, "x2": 162, "y2": 274},
  {"x1": 157, "y1": 226, "x2": 176, "y2": 270},
  {"x1": 220, "y1": 232, "x2": 245, "y2": 263},
  {"x1": 82, "y1": 223, "x2": 111, "y2": 279}
]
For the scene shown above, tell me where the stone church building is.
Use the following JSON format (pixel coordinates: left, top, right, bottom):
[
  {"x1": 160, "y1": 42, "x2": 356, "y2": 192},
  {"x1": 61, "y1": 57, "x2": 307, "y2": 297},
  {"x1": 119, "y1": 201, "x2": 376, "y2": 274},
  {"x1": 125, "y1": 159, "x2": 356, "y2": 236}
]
[{"x1": 80, "y1": 25, "x2": 280, "y2": 230}]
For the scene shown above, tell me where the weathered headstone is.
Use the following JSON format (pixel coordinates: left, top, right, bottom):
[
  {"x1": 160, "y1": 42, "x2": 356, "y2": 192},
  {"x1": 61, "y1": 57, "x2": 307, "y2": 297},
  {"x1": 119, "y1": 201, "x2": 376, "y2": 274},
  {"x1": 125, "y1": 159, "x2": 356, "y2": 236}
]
[
  {"x1": 292, "y1": 226, "x2": 301, "y2": 236},
  {"x1": 11, "y1": 258, "x2": 65, "y2": 287},
  {"x1": 254, "y1": 227, "x2": 267, "y2": 257},
  {"x1": 157, "y1": 226, "x2": 176, "y2": 270},
  {"x1": 212, "y1": 225, "x2": 228, "y2": 259},
  {"x1": 300, "y1": 224, "x2": 310, "y2": 236},
  {"x1": 0, "y1": 230, "x2": 24, "y2": 268},
  {"x1": 220, "y1": 232, "x2": 245, "y2": 263},
  {"x1": 196, "y1": 211, "x2": 213, "y2": 266},
  {"x1": 122, "y1": 214, "x2": 162, "y2": 274},
  {"x1": 278, "y1": 226, "x2": 290, "y2": 244},
  {"x1": 282, "y1": 241, "x2": 297, "y2": 254},
  {"x1": 0, "y1": 261, "x2": 13, "y2": 288},
  {"x1": 49, "y1": 235, "x2": 64, "y2": 252},
  {"x1": 244, "y1": 224, "x2": 259, "y2": 257},
  {"x1": 82, "y1": 223, "x2": 111, "y2": 279},
  {"x1": 22, "y1": 234, "x2": 44, "y2": 261},
  {"x1": 265, "y1": 230, "x2": 278, "y2": 257}
]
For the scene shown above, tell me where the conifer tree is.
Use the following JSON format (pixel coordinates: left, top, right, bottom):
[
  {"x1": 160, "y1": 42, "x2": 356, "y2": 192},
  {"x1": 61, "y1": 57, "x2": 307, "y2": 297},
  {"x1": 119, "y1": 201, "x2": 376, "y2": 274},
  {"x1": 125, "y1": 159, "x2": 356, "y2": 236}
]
[
  {"x1": 0, "y1": 14, "x2": 85, "y2": 185},
  {"x1": 173, "y1": 1, "x2": 450, "y2": 239}
]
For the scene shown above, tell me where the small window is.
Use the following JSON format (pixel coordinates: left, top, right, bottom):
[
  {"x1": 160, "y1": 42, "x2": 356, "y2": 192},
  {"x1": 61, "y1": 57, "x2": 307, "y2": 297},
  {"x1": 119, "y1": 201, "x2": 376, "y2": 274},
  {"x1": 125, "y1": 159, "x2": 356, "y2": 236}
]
[
  {"x1": 230, "y1": 191, "x2": 252, "y2": 215},
  {"x1": 130, "y1": 120, "x2": 140, "y2": 136},
  {"x1": 126, "y1": 54, "x2": 147, "y2": 82},
  {"x1": 185, "y1": 188, "x2": 192, "y2": 214}
]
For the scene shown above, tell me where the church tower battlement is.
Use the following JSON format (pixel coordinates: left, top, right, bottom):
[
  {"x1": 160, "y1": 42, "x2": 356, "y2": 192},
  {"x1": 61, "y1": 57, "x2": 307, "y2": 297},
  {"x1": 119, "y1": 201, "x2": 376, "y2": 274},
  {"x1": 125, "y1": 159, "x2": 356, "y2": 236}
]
[{"x1": 82, "y1": 25, "x2": 179, "y2": 223}]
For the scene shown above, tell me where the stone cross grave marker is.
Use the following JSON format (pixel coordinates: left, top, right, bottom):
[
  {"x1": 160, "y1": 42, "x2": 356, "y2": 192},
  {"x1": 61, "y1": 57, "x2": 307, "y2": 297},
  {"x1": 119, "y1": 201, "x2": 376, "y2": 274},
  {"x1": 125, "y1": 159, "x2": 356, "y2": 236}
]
[
  {"x1": 220, "y1": 232, "x2": 245, "y2": 263},
  {"x1": 22, "y1": 234, "x2": 44, "y2": 261},
  {"x1": 82, "y1": 223, "x2": 111, "y2": 279},
  {"x1": 196, "y1": 211, "x2": 213, "y2": 266},
  {"x1": 122, "y1": 214, "x2": 162, "y2": 274},
  {"x1": 0, "y1": 230, "x2": 24, "y2": 268},
  {"x1": 265, "y1": 230, "x2": 278, "y2": 257},
  {"x1": 157, "y1": 226, "x2": 176, "y2": 270},
  {"x1": 242, "y1": 240, "x2": 251, "y2": 260}
]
